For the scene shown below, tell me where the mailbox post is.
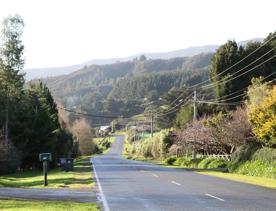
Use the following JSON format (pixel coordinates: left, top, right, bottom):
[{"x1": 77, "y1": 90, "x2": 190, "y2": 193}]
[{"x1": 39, "y1": 153, "x2": 52, "y2": 186}]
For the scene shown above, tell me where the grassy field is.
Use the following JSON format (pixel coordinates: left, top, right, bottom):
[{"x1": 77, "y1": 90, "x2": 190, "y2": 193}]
[
  {"x1": 0, "y1": 156, "x2": 94, "y2": 189},
  {"x1": 0, "y1": 198, "x2": 98, "y2": 211},
  {"x1": 197, "y1": 170, "x2": 276, "y2": 189}
]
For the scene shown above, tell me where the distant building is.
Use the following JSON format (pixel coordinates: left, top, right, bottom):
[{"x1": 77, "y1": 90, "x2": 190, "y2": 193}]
[{"x1": 99, "y1": 125, "x2": 111, "y2": 132}]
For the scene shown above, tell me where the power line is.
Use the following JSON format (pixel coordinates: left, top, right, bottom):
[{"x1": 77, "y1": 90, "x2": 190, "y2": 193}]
[
  {"x1": 196, "y1": 100, "x2": 243, "y2": 106},
  {"x1": 155, "y1": 93, "x2": 193, "y2": 116},
  {"x1": 201, "y1": 47, "x2": 276, "y2": 90},
  {"x1": 155, "y1": 100, "x2": 192, "y2": 117},
  {"x1": 202, "y1": 70, "x2": 276, "y2": 102},
  {"x1": 186, "y1": 34, "x2": 276, "y2": 90},
  {"x1": 58, "y1": 106, "x2": 124, "y2": 119}
]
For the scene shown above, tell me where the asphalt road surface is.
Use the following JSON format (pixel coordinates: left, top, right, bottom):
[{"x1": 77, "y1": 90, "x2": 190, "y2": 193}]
[
  {"x1": 0, "y1": 187, "x2": 96, "y2": 202},
  {"x1": 91, "y1": 135, "x2": 276, "y2": 211}
]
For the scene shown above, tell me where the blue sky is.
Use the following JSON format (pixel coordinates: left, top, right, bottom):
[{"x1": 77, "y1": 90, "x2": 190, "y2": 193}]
[{"x1": 0, "y1": 0, "x2": 275, "y2": 69}]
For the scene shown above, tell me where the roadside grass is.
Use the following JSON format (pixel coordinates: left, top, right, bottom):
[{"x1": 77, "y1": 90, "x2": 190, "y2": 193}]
[
  {"x1": 0, "y1": 156, "x2": 94, "y2": 189},
  {"x1": 0, "y1": 198, "x2": 98, "y2": 211},
  {"x1": 196, "y1": 170, "x2": 276, "y2": 189}
]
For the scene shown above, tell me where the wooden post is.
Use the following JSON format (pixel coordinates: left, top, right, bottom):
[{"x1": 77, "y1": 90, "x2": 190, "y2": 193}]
[{"x1": 43, "y1": 161, "x2": 48, "y2": 186}]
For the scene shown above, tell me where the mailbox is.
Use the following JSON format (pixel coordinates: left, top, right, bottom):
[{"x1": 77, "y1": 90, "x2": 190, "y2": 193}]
[{"x1": 39, "y1": 153, "x2": 52, "y2": 162}]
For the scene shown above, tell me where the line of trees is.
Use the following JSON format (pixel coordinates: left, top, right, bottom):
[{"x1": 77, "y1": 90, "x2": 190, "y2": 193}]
[{"x1": 0, "y1": 15, "x2": 74, "y2": 173}]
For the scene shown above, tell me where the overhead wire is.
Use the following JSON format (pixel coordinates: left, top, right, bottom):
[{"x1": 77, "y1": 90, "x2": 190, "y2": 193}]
[
  {"x1": 200, "y1": 47, "x2": 276, "y2": 90},
  {"x1": 185, "y1": 34, "x2": 276, "y2": 90}
]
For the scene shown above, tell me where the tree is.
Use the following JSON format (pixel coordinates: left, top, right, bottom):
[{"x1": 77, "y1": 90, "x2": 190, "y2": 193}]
[
  {"x1": 247, "y1": 83, "x2": 276, "y2": 146},
  {"x1": 139, "y1": 55, "x2": 147, "y2": 61},
  {"x1": 209, "y1": 34, "x2": 276, "y2": 104},
  {"x1": 71, "y1": 119, "x2": 95, "y2": 155},
  {"x1": 0, "y1": 15, "x2": 25, "y2": 144}
]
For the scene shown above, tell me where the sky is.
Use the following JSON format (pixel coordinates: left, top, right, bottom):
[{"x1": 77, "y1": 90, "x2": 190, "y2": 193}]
[{"x1": 0, "y1": 0, "x2": 275, "y2": 69}]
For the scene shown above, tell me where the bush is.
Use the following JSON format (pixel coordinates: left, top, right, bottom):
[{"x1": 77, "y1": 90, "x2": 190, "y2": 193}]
[
  {"x1": 188, "y1": 158, "x2": 204, "y2": 168},
  {"x1": 252, "y1": 147, "x2": 276, "y2": 164},
  {"x1": 208, "y1": 159, "x2": 229, "y2": 168},
  {"x1": 173, "y1": 157, "x2": 186, "y2": 166},
  {"x1": 165, "y1": 157, "x2": 176, "y2": 165},
  {"x1": 125, "y1": 129, "x2": 173, "y2": 160},
  {"x1": 198, "y1": 157, "x2": 216, "y2": 168},
  {"x1": 230, "y1": 143, "x2": 259, "y2": 172},
  {"x1": 236, "y1": 160, "x2": 276, "y2": 179}
]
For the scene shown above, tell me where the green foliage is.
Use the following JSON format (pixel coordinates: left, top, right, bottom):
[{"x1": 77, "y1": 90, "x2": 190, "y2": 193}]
[
  {"x1": 208, "y1": 159, "x2": 229, "y2": 168},
  {"x1": 0, "y1": 143, "x2": 19, "y2": 174},
  {"x1": 198, "y1": 157, "x2": 217, "y2": 168},
  {"x1": 125, "y1": 129, "x2": 173, "y2": 159},
  {"x1": 165, "y1": 157, "x2": 176, "y2": 165},
  {"x1": 209, "y1": 33, "x2": 276, "y2": 104},
  {"x1": 40, "y1": 54, "x2": 210, "y2": 125},
  {"x1": 174, "y1": 104, "x2": 194, "y2": 128},
  {"x1": 230, "y1": 144, "x2": 276, "y2": 179},
  {"x1": 236, "y1": 160, "x2": 276, "y2": 179},
  {"x1": 230, "y1": 143, "x2": 259, "y2": 172},
  {"x1": 252, "y1": 147, "x2": 276, "y2": 164},
  {"x1": 188, "y1": 158, "x2": 204, "y2": 168}
]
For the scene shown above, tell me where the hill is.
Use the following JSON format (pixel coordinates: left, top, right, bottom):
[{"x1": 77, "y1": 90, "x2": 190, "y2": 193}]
[
  {"x1": 39, "y1": 53, "x2": 212, "y2": 125},
  {"x1": 25, "y1": 45, "x2": 218, "y2": 80}
]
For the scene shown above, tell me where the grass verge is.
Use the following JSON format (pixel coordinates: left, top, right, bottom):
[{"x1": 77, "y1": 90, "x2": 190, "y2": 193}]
[
  {"x1": 196, "y1": 170, "x2": 276, "y2": 189},
  {"x1": 0, "y1": 198, "x2": 98, "y2": 211},
  {"x1": 0, "y1": 156, "x2": 94, "y2": 189}
]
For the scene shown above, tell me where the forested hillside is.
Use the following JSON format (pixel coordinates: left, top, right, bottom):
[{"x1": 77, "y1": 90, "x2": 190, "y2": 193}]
[{"x1": 41, "y1": 53, "x2": 212, "y2": 124}]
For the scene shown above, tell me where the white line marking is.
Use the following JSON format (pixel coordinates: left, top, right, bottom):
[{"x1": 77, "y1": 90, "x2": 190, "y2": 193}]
[
  {"x1": 91, "y1": 159, "x2": 110, "y2": 211},
  {"x1": 171, "y1": 181, "x2": 181, "y2": 186},
  {"x1": 205, "y1": 193, "x2": 225, "y2": 202},
  {"x1": 140, "y1": 170, "x2": 146, "y2": 173},
  {"x1": 152, "y1": 174, "x2": 159, "y2": 178}
]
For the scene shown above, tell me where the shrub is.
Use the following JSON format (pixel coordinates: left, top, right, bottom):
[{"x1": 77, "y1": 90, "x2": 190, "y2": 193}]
[
  {"x1": 236, "y1": 160, "x2": 276, "y2": 179},
  {"x1": 252, "y1": 147, "x2": 276, "y2": 164},
  {"x1": 198, "y1": 157, "x2": 216, "y2": 168},
  {"x1": 248, "y1": 85, "x2": 276, "y2": 146},
  {"x1": 208, "y1": 159, "x2": 229, "y2": 168},
  {"x1": 188, "y1": 158, "x2": 203, "y2": 168},
  {"x1": 229, "y1": 143, "x2": 259, "y2": 172},
  {"x1": 173, "y1": 157, "x2": 186, "y2": 166},
  {"x1": 165, "y1": 157, "x2": 176, "y2": 165}
]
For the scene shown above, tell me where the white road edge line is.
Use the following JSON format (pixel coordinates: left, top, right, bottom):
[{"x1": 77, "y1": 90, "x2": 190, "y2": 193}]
[
  {"x1": 205, "y1": 193, "x2": 225, "y2": 202},
  {"x1": 91, "y1": 159, "x2": 110, "y2": 211},
  {"x1": 152, "y1": 174, "x2": 159, "y2": 178},
  {"x1": 171, "y1": 181, "x2": 181, "y2": 186}
]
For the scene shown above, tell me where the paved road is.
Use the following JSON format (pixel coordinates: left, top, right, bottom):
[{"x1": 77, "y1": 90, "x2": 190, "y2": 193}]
[
  {"x1": 0, "y1": 187, "x2": 97, "y2": 202},
  {"x1": 91, "y1": 135, "x2": 276, "y2": 211}
]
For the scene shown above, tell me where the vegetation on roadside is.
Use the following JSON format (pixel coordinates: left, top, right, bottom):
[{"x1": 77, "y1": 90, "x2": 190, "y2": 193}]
[
  {"x1": 0, "y1": 156, "x2": 94, "y2": 189},
  {"x1": 0, "y1": 199, "x2": 99, "y2": 211},
  {"x1": 94, "y1": 136, "x2": 115, "y2": 154}
]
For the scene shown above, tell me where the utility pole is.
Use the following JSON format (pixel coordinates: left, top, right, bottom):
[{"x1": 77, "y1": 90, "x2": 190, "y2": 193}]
[
  {"x1": 193, "y1": 89, "x2": 198, "y2": 121},
  {"x1": 150, "y1": 111, "x2": 153, "y2": 138}
]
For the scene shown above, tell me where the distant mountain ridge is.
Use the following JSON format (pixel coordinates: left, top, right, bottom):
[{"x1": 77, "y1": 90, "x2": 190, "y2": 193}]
[
  {"x1": 24, "y1": 38, "x2": 263, "y2": 80},
  {"x1": 25, "y1": 45, "x2": 218, "y2": 80}
]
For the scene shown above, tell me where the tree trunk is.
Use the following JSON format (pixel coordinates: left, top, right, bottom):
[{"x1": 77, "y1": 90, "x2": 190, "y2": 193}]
[{"x1": 4, "y1": 93, "x2": 9, "y2": 144}]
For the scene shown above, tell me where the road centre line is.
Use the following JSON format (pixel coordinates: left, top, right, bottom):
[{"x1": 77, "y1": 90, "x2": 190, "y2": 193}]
[
  {"x1": 171, "y1": 181, "x2": 181, "y2": 186},
  {"x1": 205, "y1": 193, "x2": 225, "y2": 202}
]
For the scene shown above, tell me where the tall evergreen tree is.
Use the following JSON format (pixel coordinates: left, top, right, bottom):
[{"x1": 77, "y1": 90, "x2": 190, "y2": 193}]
[{"x1": 0, "y1": 15, "x2": 25, "y2": 144}]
